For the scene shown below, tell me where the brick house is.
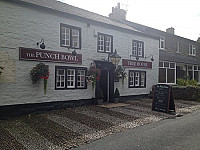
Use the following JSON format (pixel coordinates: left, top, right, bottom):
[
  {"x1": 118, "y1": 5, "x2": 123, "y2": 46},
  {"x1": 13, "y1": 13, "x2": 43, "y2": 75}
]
[
  {"x1": 118, "y1": 19, "x2": 200, "y2": 84},
  {"x1": 0, "y1": 0, "x2": 159, "y2": 112}
]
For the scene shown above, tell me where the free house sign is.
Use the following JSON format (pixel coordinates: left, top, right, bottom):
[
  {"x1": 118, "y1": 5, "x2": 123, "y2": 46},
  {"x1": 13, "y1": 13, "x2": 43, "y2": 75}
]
[
  {"x1": 122, "y1": 59, "x2": 152, "y2": 69},
  {"x1": 19, "y1": 47, "x2": 82, "y2": 64}
]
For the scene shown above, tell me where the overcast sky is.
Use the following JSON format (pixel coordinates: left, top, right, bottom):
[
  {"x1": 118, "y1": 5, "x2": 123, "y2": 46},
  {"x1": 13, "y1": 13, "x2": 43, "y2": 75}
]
[{"x1": 59, "y1": 0, "x2": 200, "y2": 41}]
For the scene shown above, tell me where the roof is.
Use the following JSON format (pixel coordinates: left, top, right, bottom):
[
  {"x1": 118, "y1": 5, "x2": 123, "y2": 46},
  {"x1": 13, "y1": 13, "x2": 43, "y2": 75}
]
[
  {"x1": 119, "y1": 20, "x2": 199, "y2": 43},
  {"x1": 159, "y1": 50, "x2": 200, "y2": 65},
  {"x1": 8, "y1": 0, "x2": 158, "y2": 40}
]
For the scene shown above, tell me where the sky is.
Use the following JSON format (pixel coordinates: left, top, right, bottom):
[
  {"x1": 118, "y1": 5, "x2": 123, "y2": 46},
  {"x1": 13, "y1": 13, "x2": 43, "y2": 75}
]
[{"x1": 58, "y1": 0, "x2": 200, "y2": 41}]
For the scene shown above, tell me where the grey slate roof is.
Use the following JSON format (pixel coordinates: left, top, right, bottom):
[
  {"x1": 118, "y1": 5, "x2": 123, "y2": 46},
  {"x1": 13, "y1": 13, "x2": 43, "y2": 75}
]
[
  {"x1": 159, "y1": 50, "x2": 200, "y2": 65},
  {"x1": 12, "y1": 0, "x2": 140, "y2": 33}
]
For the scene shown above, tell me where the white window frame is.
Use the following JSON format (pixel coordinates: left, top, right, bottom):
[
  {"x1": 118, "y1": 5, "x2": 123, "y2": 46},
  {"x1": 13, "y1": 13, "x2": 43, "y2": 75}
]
[
  {"x1": 77, "y1": 70, "x2": 85, "y2": 88},
  {"x1": 105, "y1": 36, "x2": 112, "y2": 53},
  {"x1": 189, "y1": 44, "x2": 196, "y2": 56},
  {"x1": 129, "y1": 70, "x2": 146, "y2": 88},
  {"x1": 61, "y1": 27, "x2": 70, "y2": 47},
  {"x1": 129, "y1": 72, "x2": 134, "y2": 87},
  {"x1": 98, "y1": 35, "x2": 104, "y2": 52},
  {"x1": 72, "y1": 29, "x2": 80, "y2": 48},
  {"x1": 60, "y1": 23, "x2": 81, "y2": 49},
  {"x1": 159, "y1": 61, "x2": 176, "y2": 84},
  {"x1": 56, "y1": 69, "x2": 65, "y2": 88},
  {"x1": 138, "y1": 43, "x2": 143, "y2": 57},
  {"x1": 177, "y1": 42, "x2": 180, "y2": 53},
  {"x1": 67, "y1": 69, "x2": 75, "y2": 88},
  {"x1": 159, "y1": 37, "x2": 165, "y2": 50},
  {"x1": 97, "y1": 33, "x2": 113, "y2": 53}
]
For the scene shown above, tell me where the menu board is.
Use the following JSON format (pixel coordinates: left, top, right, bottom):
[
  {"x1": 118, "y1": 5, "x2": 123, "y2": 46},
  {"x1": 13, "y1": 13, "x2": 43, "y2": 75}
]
[{"x1": 152, "y1": 84, "x2": 175, "y2": 113}]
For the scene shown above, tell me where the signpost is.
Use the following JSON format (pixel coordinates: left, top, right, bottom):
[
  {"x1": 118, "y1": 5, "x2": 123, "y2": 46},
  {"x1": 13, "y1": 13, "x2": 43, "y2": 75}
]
[{"x1": 152, "y1": 84, "x2": 175, "y2": 113}]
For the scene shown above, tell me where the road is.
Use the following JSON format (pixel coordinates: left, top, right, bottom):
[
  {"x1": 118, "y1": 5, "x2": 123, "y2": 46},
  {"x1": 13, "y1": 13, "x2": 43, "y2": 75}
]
[{"x1": 73, "y1": 109, "x2": 200, "y2": 150}]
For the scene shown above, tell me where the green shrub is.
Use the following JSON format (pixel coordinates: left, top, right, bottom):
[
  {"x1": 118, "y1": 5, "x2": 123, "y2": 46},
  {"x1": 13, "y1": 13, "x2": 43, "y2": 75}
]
[
  {"x1": 187, "y1": 79, "x2": 198, "y2": 86},
  {"x1": 177, "y1": 78, "x2": 186, "y2": 86},
  {"x1": 177, "y1": 78, "x2": 199, "y2": 86}
]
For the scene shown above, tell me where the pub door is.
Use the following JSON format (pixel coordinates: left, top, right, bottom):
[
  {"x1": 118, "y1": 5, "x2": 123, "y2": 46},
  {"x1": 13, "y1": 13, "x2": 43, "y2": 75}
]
[{"x1": 95, "y1": 61, "x2": 115, "y2": 103}]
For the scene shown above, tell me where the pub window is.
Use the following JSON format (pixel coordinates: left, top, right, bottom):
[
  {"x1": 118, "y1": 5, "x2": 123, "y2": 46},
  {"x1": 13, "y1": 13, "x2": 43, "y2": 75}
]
[
  {"x1": 159, "y1": 61, "x2": 176, "y2": 84},
  {"x1": 159, "y1": 37, "x2": 165, "y2": 50},
  {"x1": 129, "y1": 70, "x2": 146, "y2": 88},
  {"x1": 132, "y1": 40, "x2": 144, "y2": 58},
  {"x1": 97, "y1": 33, "x2": 113, "y2": 53},
  {"x1": 189, "y1": 44, "x2": 196, "y2": 56},
  {"x1": 60, "y1": 23, "x2": 81, "y2": 49},
  {"x1": 55, "y1": 66, "x2": 87, "y2": 90}
]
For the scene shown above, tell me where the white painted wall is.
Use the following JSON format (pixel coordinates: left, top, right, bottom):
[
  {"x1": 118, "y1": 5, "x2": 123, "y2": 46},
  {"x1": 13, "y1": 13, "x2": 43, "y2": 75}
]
[{"x1": 0, "y1": 1, "x2": 159, "y2": 106}]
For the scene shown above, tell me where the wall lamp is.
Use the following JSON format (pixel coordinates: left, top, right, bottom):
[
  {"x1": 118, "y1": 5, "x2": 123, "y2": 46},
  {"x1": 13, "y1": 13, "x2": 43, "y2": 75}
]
[
  {"x1": 37, "y1": 39, "x2": 45, "y2": 49},
  {"x1": 108, "y1": 49, "x2": 121, "y2": 66},
  {"x1": 145, "y1": 54, "x2": 154, "y2": 61},
  {"x1": 72, "y1": 50, "x2": 77, "y2": 56}
]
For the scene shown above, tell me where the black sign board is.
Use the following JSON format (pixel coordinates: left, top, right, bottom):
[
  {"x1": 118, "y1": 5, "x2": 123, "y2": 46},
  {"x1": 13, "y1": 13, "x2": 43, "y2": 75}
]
[{"x1": 152, "y1": 84, "x2": 175, "y2": 113}]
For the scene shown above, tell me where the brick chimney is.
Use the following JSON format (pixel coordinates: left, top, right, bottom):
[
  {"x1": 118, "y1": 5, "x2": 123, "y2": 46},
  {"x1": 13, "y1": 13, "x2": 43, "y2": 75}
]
[
  {"x1": 109, "y1": 3, "x2": 127, "y2": 20},
  {"x1": 166, "y1": 27, "x2": 175, "y2": 34},
  {"x1": 197, "y1": 37, "x2": 200, "y2": 43}
]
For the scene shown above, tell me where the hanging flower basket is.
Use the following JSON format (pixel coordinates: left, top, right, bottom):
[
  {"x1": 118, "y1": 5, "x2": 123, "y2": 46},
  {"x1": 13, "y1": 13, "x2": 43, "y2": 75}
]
[
  {"x1": 86, "y1": 63, "x2": 101, "y2": 89},
  {"x1": 114, "y1": 65, "x2": 127, "y2": 85},
  {"x1": 30, "y1": 63, "x2": 49, "y2": 94}
]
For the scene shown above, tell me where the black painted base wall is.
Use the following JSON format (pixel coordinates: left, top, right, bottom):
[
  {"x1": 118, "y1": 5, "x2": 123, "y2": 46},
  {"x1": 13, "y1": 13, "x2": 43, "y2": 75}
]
[{"x1": 0, "y1": 99, "x2": 93, "y2": 120}]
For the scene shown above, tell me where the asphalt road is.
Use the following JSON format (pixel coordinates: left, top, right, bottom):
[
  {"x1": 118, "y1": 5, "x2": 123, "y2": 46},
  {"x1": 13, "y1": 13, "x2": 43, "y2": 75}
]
[{"x1": 73, "y1": 109, "x2": 200, "y2": 150}]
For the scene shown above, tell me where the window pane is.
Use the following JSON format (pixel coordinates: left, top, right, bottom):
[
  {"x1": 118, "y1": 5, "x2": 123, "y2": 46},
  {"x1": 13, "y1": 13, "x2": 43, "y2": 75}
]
[
  {"x1": 105, "y1": 36, "x2": 111, "y2": 52},
  {"x1": 132, "y1": 42, "x2": 137, "y2": 56},
  {"x1": 170, "y1": 63, "x2": 175, "y2": 68},
  {"x1": 61, "y1": 27, "x2": 70, "y2": 46},
  {"x1": 67, "y1": 69, "x2": 75, "y2": 88},
  {"x1": 98, "y1": 35, "x2": 104, "y2": 51},
  {"x1": 138, "y1": 43, "x2": 142, "y2": 56},
  {"x1": 135, "y1": 72, "x2": 140, "y2": 86},
  {"x1": 141, "y1": 72, "x2": 145, "y2": 86},
  {"x1": 56, "y1": 69, "x2": 65, "y2": 88},
  {"x1": 129, "y1": 72, "x2": 134, "y2": 86},
  {"x1": 77, "y1": 70, "x2": 85, "y2": 88},
  {"x1": 194, "y1": 71, "x2": 199, "y2": 82},
  {"x1": 164, "y1": 62, "x2": 169, "y2": 68},
  {"x1": 159, "y1": 61, "x2": 163, "y2": 67},
  {"x1": 159, "y1": 68, "x2": 166, "y2": 83},
  {"x1": 72, "y1": 29, "x2": 79, "y2": 48},
  {"x1": 167, "y1": 69, "x2": 175, "y2": 83}
]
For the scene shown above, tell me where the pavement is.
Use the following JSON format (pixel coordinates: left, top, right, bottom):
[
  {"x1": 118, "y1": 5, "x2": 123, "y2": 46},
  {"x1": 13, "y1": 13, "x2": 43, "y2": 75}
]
[
  {"x1": 72, "y1": 109, "x2": 200, "y2": 150},
  {"x1": 0, "y1": 99, "x2": 200, "y2": 150}
]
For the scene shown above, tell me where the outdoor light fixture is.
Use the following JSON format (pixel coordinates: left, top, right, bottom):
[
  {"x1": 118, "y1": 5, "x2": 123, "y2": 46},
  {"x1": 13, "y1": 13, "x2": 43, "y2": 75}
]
[
  {"x1": 109, "y1": 49, "x2": 121, "y2": 65},
  {"x1": 72, "y1": 50, "x2": 77, "y2": 56},
  {"x1": 37, "y1": 39, "x2": 45, "y2": 49},
  {"x1": 145, "y1": 54, "x2": 154, "y2": 61}
]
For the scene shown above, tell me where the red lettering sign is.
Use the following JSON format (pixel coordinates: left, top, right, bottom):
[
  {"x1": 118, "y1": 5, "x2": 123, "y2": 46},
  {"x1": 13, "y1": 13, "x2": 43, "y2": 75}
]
[
  {"x1": 122, "y1": 59, "x2": 152, "y2": 69},
  {"x1": 19, "y1": 47, "x2": 82, "y2": 64}
]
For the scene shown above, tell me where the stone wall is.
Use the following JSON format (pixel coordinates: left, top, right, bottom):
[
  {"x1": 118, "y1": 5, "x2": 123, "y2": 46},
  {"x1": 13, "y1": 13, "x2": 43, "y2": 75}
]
[{"x1": 172, "y1": 86, "x2": 200, "y2": 101}]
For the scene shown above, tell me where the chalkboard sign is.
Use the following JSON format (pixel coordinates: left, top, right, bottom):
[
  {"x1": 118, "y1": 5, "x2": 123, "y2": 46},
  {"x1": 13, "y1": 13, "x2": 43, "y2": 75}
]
[{"x1": 152, "y1": 84, "x2": 175, "y2": 113}]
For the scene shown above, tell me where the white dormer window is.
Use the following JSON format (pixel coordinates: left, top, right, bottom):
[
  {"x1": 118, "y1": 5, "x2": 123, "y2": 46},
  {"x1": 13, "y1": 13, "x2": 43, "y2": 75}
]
[
  {"x1": 159, "y1": 37, "x2": 165, "y2": 50},
  {"x1": 189, "y1": 44, "x2": 196, "y2": 56}
]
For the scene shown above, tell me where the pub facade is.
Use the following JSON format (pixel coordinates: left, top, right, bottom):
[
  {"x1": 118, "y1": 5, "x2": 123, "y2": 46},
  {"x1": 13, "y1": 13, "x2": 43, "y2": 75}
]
[{"x1": 0, "y1": 0, "x2": 159, "y2": 108}]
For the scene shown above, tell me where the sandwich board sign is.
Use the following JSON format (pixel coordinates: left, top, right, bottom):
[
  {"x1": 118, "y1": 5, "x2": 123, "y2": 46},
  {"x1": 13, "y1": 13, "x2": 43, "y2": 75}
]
[{"x1": 152, "y1": 84, "x2": 175, "y2": 113}]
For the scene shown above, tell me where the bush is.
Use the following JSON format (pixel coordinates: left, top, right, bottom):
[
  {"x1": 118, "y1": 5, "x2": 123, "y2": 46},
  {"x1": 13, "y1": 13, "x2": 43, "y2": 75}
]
[
  {"x1": 177, "y1": 78, "x2": 187, "y2": 86},
  {"x1": 177, "y1": 78, "x2": 199, "y2": 86}
]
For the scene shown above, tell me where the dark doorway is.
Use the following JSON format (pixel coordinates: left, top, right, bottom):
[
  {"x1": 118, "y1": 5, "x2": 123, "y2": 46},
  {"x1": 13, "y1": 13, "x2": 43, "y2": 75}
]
[
  {"x1": 95, "y1": 61, "x2": 115, "y2": 103},
  {"x1": 99, "y1": 69, "x2": 108, "y2": 102}
]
